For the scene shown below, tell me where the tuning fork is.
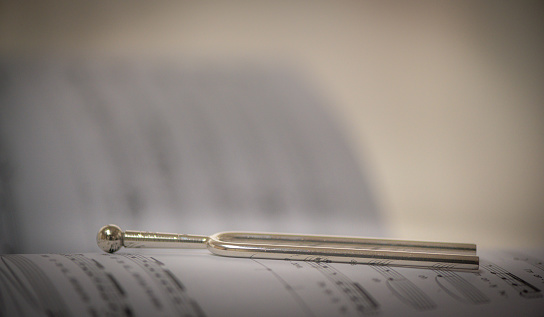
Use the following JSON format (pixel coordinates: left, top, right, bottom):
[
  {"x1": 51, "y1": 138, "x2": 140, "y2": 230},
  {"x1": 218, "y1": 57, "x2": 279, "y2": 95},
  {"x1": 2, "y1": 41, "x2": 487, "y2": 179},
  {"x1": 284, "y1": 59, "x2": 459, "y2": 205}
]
[{"x1": 97, "y1": 224, "x2": 478, "y2": 270}]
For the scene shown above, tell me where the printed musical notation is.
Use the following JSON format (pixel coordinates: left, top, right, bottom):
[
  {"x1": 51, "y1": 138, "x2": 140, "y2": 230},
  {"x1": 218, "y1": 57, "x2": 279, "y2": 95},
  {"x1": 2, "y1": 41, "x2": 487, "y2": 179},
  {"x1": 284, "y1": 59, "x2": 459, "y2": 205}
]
[
  {"x1": 371, "y1": 265, "x2": 435, "y2": 311},
  {"x1": 482, "y1": 261, "x2": 542, "y2": 299},
  {"x1": 308, "y1": 261, "x2": 379, "y2": 315},
  {"x1": 117, "y1": 254, "x2": 205, "y2": 317},
  {"x1": 433, "y1": 269, "x2": 489, "y2": 304},
  {"x1": 1, "y1": 251, "x2": 543, "y2": 316},
  {"x1": 0, "y1": 255, "x2": 69, "y2": 317},
  {"x1": 62, "y1": 254, "x2": 131, "y2": 316}
]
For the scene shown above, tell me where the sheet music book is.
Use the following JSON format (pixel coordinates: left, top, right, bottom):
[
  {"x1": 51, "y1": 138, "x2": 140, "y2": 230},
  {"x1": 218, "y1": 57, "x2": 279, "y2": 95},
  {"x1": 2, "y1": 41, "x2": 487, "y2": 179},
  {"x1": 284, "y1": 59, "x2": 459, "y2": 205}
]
[
  {"x1": 0, "y1": 59, "x2": 381, "y2": 254},
  {"x1": 1, "y1": 59, "x2": 542, "y2": 316},
  {"x1": 2, "y1": 249, "x2": 543, "y2": 316}
]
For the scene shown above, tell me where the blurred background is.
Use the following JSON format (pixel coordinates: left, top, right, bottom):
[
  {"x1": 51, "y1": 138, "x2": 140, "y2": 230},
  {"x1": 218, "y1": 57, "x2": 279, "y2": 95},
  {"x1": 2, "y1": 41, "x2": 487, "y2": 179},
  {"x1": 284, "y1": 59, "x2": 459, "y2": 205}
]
[{"x1": 1, "y1": 1, "x2": 543, "y2": 252}]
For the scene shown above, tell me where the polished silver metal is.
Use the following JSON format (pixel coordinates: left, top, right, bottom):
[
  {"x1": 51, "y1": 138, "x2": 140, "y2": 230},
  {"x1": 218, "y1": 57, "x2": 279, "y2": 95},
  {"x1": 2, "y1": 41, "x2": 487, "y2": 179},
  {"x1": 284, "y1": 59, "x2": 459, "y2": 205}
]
[{"x1": 97, "y1": 224, "x2": 479, "y2": 270}]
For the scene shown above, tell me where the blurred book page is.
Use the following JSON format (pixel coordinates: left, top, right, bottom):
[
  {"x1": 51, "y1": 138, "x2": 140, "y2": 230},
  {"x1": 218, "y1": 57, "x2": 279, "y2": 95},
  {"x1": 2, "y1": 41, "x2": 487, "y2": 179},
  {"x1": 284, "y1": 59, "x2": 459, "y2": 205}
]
[
  {"x1": 1, "y1": 249, "x2": 543, "y2": 316},
  {"x1": 0, "y1": 59, "x2": 381, "y2": 253}
]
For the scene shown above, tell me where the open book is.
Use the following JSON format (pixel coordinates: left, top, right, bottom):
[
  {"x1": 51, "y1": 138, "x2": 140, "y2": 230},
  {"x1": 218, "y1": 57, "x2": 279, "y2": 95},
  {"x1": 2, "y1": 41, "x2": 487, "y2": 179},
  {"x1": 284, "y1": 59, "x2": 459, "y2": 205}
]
[{"x1": 1, "y1": 60, "x2": 543, "y2": 316}]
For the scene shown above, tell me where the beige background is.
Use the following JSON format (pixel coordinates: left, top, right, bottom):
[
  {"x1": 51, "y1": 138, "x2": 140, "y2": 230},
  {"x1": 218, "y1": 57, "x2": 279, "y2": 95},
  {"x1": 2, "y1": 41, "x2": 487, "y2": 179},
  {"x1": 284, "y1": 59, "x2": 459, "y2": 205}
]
[{"x1": 1, "y1": 1, "x2": 543, "y2": 248}]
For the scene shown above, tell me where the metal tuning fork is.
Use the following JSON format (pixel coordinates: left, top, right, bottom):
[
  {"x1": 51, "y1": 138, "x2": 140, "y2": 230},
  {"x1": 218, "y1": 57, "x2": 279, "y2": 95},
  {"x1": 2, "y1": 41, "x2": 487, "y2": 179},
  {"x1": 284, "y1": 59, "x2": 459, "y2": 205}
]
[{"x1": 97, "y1": 224, "x2": 479, "y2": 270}]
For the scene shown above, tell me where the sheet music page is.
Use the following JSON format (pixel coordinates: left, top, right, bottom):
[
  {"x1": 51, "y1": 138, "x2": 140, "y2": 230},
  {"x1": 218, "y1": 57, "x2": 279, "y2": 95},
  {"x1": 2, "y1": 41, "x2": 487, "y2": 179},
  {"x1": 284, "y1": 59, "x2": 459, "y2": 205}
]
[
  {"x1": 1, "y1": 250, "x2": 543, "y2": 316},
  {"x1": 0, "y1": 59, "x2": 381, "y2": 254}
]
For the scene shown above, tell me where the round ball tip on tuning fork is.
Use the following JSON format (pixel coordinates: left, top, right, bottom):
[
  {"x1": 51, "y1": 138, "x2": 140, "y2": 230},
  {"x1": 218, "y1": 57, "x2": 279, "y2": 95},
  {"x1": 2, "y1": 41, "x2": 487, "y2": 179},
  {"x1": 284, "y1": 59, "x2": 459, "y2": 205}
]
[{"x1": 97, "y1": 224, "x2": 124, "y2": 253}]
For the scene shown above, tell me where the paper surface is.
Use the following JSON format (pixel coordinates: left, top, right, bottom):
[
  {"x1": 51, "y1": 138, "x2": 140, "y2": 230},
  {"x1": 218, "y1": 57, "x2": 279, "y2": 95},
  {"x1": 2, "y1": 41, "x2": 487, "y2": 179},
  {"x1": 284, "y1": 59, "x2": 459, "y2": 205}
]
[
  {"x1": 0, "y1": 60, "x2": 381, "y2": 254},
  {"x1": 2, "y1": 250, "x2": 543, "y2": 316}
]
